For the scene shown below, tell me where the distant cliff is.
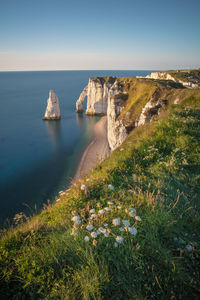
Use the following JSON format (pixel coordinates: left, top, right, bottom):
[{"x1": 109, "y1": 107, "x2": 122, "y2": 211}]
[{"x1": 137, "y1": 69, "x2": 200, "y2": 88}]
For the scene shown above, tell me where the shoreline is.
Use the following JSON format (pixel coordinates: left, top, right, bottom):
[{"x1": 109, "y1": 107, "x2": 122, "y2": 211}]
[{"x1": 75, "y1": 116, "x2": 110, "y2": 180}]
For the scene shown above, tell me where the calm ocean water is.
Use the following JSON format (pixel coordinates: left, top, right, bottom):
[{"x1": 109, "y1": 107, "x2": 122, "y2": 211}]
[{"x1": 0, "y1": 70, "x2": 153, "y2": 226}]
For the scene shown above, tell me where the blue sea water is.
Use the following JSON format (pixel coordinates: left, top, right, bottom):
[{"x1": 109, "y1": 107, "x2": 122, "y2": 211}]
[{"x1": 0, "y1": 70, "x2": 153, "y2": 226}]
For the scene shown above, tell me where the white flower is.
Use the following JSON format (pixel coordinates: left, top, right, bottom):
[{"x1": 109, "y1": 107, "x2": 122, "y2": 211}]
[
  {"x1": 128, "y1": 227, "x2": 137, "y2": 235},
  {"x1": 114, "y1": 242, "x2": 118, "y2": 247},
  {"x1": 86, "y1": 225, "x2": 94, "y2": 231},
  {"x1": 91, "y1": 214, "x2": 97, "y2": 219},
  {"x1": 86, "y1": 178, "x2": 90, "y2": 181},
  {"x1": 91, "y1": 231, "x2": 97, "y2": 238},
  {"x1": 104, "y1": 232, "x2": 109, "y2": 237},
  {"x1": 98, "y1": 227, "x2": 107, "y2": 234},
  {"x1": 104, "y1": 223, "x2": 108, "y2": 227},
  {"x1": 185, "y1": 244, "x2": 193, "y2": 252},
  {"x1": 117, "y1": 206, "x2": 122, "y2": 209},
  {"x1": 112, "y1": 218, "x2": 120, "y2": 226},
  {"x1": 129, "y1": 211, "x2": 136, "y2": 217},
  {"x1": 129, "y1": 208, "x2": 136, "y2": 212},
  {"x1": 105, "y1": 207, "x2": 111, "y2": 212},
  {"x1": 71, "y1": 216, "x2": 81, "y2": 224},
  {"x1": 81, "y1": 184, "x2": 87, "y2": 191},
  {"x1": 98, "y1": 209, "x2": 106, "y2": 215},
  {"x1": 135, "y1": 216, "x2": 142, "y2": 222},
  {"x1": 89, "y1": 208, "x2": 96, "y2": 214},
  {"x1": 116, "y1": 236, "x2": 124, "y2": 244},
  {"x1": 108, "y1": 184, "x2": 114, "y2": 190},
  {"x1": 108, "y1": 201, "x2": 114, "y2": 205},
  {"x1": 56, "y1": 198, "x2": 60, "y2": 202},
  {"x1": 119, "y1": 227, "x2": 124, "y2": 232},
  {"x1": 123, "y1": 220, "x2": 130, "y2": 227},
  {"x1": 84, "y1": 236, "x2": 90, "y2": 242}
]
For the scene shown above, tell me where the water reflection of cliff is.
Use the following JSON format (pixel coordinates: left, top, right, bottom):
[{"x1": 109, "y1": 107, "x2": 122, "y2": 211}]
[
  {"x1": 44, "y1": 120, "x2": 62, "y2": 149},
  {"x1": 76, "y1": 113, "x2": 100, "y2": 135}
]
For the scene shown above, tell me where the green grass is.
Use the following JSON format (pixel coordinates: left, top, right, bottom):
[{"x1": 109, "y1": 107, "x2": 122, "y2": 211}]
[{"x1": 0, "y1": 90, "x2": 200, "y2": 299}]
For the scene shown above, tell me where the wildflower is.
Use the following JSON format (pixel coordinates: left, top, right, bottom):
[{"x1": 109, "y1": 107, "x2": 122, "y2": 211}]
[
  {"x1": 105, "y1": 207, "x2": 111, "y2": 212},
  {"x1": 129, "y1": 211, "x2": 136, "y2": 217},
  {"x1": 108, "y1": 201, "x2": 114, "y2": 205},
  {"x1": 119, "y1": 227, "x2": 124, "y2": 232},
  {"x1": 98, "y1": 227, "x2": 107, "y2": 234},
  {"x1": 56, "y1": 198, "x2": 60, "y2": 202},
  {"x1": 114, "y1": 242, "x2": 118, "y2": 247},
  {"x1": 86, "y1": 225, "x2": 94, "y2": 231},
  {"x1": 108, "y1": 184, "x2": 114, "y2": 190},
  {"x1": 98, "y1": 209, "x2": 106, "y2": 215},
  {"x1": 89, "y1": 208, "x2": 96, "y2": 214},
  {"x1": 104, "y1": 223, "x2": 108, "y2": 227},
  {"x1": 129, "y1": 208, "x2": 136, "y2": 212},
  {"x1": 84, "y1": 236, "x2": 90, "y2": 242},
  {"x1": 135, "y1": 216, "x2": 142, "y2": 222},
  {"x1": 117, "y1": 206, "x2": 122, "y2": 209},
  {"x1": 86, "y1": 178, "x2": 90, "y2": 181},
  {"x1": 128, "y1": 227, "x2": 137, "y2": 235},
  {"x1": 112, "y1": 218, "x2": 120, "y2": 226},
  {"x1": 88, "y1": 217, "x2": 92, "y2": 221},
  {"x1": 91, "y1": 214, "x2": 97, "y2": 219},
  {"x1": 104, "y1": 232, "x2": 109, "y2": 237},
  {"x1": 71, "y1": 216, "x2": 81, "y2": 225},
  {"x1": 185, "y1": 244, "x2": 193, "y2": 252},
  {"x1": 91, "y1": 231, "x2": 97, "y2": 238},
  {"x1": 81, "y1": 184, "x2": 87, "y2": 191},
  {"x1": 123, "y1": 220, "x2": 130, "y2": 227},
  {"x1": 116, "y1": 236, "x2": 124, "y2": 244}
]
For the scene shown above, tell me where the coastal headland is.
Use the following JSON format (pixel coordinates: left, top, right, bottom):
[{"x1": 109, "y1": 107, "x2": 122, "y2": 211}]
[{"x1": 1, "y1": 69, "x2": 200, "y2": 299}]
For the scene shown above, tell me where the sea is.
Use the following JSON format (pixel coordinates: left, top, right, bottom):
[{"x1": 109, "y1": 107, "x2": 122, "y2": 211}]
[{"x1": 0, "y1": 70, "x2": 153, "y2": 226}]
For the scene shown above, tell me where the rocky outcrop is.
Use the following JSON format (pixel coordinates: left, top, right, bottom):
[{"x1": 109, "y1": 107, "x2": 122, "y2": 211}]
[
  {"x1": 43, "y1": 90, "x2": 61, "y2": 120},
  {"x1": 76, "y1": 86, "x2": 88, "y2": 113},
  {"x1": 137, "y1": 97, "x2": 167, "y2": 126},
  {"x1": 76, "y1": 78, "x2": 115, "y2": 115},
  {"x1": 107, "y1": 81, "x2": 127, "y2": 151},
  {"x1": 146, "y1": 71, "x2": 175, "y2": 81}
]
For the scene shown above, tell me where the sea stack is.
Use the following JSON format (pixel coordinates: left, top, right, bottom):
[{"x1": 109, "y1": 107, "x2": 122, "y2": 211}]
[{"x1": 43, "y1": 90, "x2": 61, "y2": 120}]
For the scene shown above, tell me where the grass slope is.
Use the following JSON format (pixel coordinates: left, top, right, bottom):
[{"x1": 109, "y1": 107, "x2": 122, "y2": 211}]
[{"x1": 0, "y1": 88, "x2": 200, "y2": 299}]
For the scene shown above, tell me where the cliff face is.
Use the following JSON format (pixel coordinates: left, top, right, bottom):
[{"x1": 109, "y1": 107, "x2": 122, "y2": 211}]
[
  {"x1": 107, "y1": 81, "x2": 128, "y2": 151},
  {"x1": 76, "y1": 78, "x2": 114, "y2": 115},
  {"x1": 76, "y1": 77, "x2": 169, "y2": 151},
  {"x1": 43, "y1": 90, "x2": 61, "y2": 120}
]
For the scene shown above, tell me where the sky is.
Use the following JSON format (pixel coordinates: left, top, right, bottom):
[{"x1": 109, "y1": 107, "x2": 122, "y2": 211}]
[{"x1": 0, "y1": 0, "x2": 199, "y2": 71}]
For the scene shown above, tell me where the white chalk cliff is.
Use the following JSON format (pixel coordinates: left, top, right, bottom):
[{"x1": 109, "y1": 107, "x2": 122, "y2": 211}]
[
  {"x1": 76, "y1": 78, "x2": 114, "y2": 115},
  {"x1": 43, "y1": 90, "x2": 61, "y2": 120},
  {"x1": 137, "y1": 71, "x2": 199, "y2": 88},
  {"x1": 76, "y1": 77, "x2": 166, "y2": 151}
]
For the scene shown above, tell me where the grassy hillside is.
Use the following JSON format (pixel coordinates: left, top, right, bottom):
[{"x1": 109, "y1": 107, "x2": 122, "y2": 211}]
[
  {"x1": 167, "y1": 69, "x2": 200, "y2": 83},
  {"x1": 0, "y1": 84, "x2": 200, "y2": 299}
]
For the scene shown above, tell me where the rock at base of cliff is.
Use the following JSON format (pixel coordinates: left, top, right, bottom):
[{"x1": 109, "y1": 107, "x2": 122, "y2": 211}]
[{"x1": 43, "y1": 90, "x2": 61, "y2": 120}]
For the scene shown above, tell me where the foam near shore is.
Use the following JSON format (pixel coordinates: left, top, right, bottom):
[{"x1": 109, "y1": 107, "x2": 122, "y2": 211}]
[{"x1": 75, "y1": 116, "x2": 110, "y2": 180}]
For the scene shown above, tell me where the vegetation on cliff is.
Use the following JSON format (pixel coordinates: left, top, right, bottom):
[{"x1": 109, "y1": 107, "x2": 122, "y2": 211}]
[{"x1": 0, "y1": 82, "x2": 200, "y2": 299}]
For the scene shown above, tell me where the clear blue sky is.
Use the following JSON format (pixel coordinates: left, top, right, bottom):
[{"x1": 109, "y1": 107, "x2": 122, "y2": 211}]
[{"x1": 0, "y1": 0, "x2": 199, "y2": 71}]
